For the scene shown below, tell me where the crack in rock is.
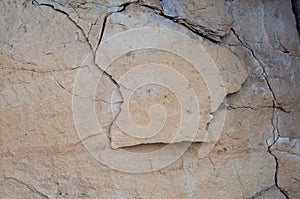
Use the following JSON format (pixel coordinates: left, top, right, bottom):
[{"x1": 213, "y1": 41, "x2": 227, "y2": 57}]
[
  {"x1": 3, "y1": 177, "x2": 50, "y2": 199},
  {"x1": 30, "y1": 3, "x2": 293, "y2": 196},
  {"x1": 230, "y1": 28, "x2": 290, "y2": 199},
  {"x1": 32, "y1": 0, "x2": 94, "y2": 51},
  {"x1": 267, "y1": 147, "x2": 290, "y2": 199},
  {"x1": 1, "y1": 0, "x2": 297, "y2": 197},
  {"x1": 31, "y1": 0, "x2": 130, "y2": 111},
  {"x1": 138, "y1": 1, "x2": 222, "y2": 44},
  {"x1": 247, "y1": 185, "x2": 277, "y2": 199},
  {"x1": 95, "y1": 1, "x2": 139, "y2": 53},
  {"x1": 33, "y1": 0, "x2": 232, "y2": 145}
]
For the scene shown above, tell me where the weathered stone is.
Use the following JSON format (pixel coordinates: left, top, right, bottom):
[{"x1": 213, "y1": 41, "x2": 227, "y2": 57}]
[
  {"x1": 250, "y1": 186, "x2": 286, "y2": 199},
  {"x1": 34, "y1": 0, "x2": 137, "y2": 51},
  {"x1": 278, "y1": 109, "x2": 300, "y2": 139},
  {"x1": 0, "y1": 0, "x2": 299, "y2": 198},
  {"x1": 95, "y1": 4, "x2": 247, "y2": 148},
  {"x1": 140, "y1": 0, "x2": 232, "y2": 41},
  {"x1": 230, "y1": 0, "x2": 300, "y2": 111},
  {"x1": 271, "y1": 138, "x2": 300, "y2": 199}
]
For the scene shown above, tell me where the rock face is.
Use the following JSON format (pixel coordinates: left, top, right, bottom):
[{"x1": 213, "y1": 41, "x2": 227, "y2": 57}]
[{"x1": 0, "y1": 0, "x2": 299, "y2": 198}]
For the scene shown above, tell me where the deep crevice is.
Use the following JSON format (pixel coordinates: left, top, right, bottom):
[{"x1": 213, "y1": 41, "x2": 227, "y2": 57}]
[
  {"x1": 95, "y1": 1, "x2": 138, "y2": 53},
  {"x1": 291, "y1": 0, "x2": 300, "y2": 37},
  {"x1": 92, "y1": 1, "x2": 139, "y2": 87},
  {"x1": 267, "y1": 146, "x2": 290, "y2": 199}
]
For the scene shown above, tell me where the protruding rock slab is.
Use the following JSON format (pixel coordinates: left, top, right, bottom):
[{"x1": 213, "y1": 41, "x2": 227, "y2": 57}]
[{"x1": 95, "y1": 5, "x2": 247, "y2": 148}]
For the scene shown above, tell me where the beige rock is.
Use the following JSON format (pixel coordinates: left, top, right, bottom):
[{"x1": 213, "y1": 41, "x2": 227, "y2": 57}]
[
  {"x1": 231, "y1": 0, "x2": 300, "y2": 111},
  {"x1": 250, "y1": 186, "x2": 286, "y2": 199},
  {"x1": 271, "y1": 138, "x2": 300, "y2": 199},
  {"x1": 0, "y1": 108, "x2": 278, "y2": 198},
  {"x1": 107, "y1": 48, "x2": 213, "y2": 148},
  {"x1": 140, "y1": 0, "x2": 232, "y2": 41},
  {"x1": 95, "y1": 4, "x2": 247, "y2": 148},
  {"x1": 34, "y1": 0, "x2": 136, "y2": 51},
  {"x1": 278, "y1": 109, "x2": 300, "y2": 139},
  {"x1": 0, "y1": 0, "x2": 299, "y2": 198},
  {"x1": 230, "y1": 1, "x2": 300, "y2": 198}
]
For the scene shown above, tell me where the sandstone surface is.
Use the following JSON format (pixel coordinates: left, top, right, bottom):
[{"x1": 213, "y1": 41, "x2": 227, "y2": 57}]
[{"x1": 0, "y1": 0, "x2": 299, "y2": 198}]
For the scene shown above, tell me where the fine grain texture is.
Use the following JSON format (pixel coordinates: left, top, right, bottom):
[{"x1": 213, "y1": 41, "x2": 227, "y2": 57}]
[{"x1": 0, "y1": 0, "x2": 299, "y2": 198}]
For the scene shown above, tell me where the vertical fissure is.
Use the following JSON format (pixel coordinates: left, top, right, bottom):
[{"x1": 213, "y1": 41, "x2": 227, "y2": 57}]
[{"x1": 231, "y1": 28, "x2": 289, "y2": 199}]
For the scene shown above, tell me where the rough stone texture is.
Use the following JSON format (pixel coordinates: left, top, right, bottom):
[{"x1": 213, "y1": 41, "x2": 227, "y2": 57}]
[
  {"x1": 140, "y1": 0, "x2": 232, "y2": 41},
  {"x1": 95, "y1": 4, "x2": 247, "y2": 148},
  {"x1": 271, "y1": 138, "x2": 300, "y2": 199},
  {"x1": 0, "y1": 0, "x2": 299, "y2": 198}
]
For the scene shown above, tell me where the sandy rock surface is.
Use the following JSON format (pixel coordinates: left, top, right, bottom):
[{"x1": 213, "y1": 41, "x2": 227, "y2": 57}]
[{"x1": 0, "y1": 0, "x2": 299, "y2": 198}]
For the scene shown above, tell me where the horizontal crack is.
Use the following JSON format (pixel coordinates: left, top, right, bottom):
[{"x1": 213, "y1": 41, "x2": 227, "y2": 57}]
[
  {"x1": 227, "y1": 105, "x2": 256, "y2": 110},
  {"x1": 1, "y1": 66, "x2": 82, "y2": 73}
]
